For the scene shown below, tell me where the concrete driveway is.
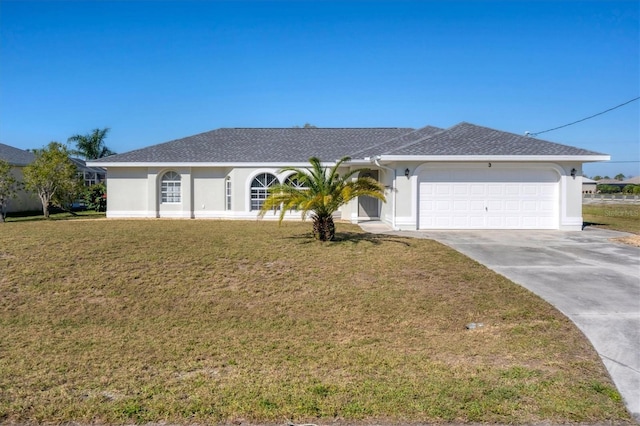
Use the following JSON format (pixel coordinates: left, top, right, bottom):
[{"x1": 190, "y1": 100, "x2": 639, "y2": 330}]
[{"x1": 360, "y1": 223, "x2": 640, "y2": 421}]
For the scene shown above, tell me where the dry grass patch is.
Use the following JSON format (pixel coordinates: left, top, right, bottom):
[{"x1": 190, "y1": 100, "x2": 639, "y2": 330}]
[
  {"x1": 612, "y1": 235, "x2": 640, "y2": 247},
  {"x1": 583, "y1": 203, "x2": 640, "y2": 235},
  {"x1": 0, "y1": 220, "x2": 631, "y2": 425}
]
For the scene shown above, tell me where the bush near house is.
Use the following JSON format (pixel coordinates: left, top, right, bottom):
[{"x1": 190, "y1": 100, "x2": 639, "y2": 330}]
[{"x1": 84, "y1": 182, "x2": 107, "y2": 212}]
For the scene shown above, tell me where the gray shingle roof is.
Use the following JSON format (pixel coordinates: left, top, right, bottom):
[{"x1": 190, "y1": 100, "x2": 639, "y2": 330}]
[
  {"x1": 92, "y1": 122, "x2": 606, "y2": 165},
  {"x1": 0, "y1": 142, "x2": 35, "y2": 166},
  {"x1": 384, "y1": 122, "x2": 606, "y2": 156},
  {"x1": 349, "y1": 125, "x2": 444, "y2": 158},
  {"x1": 92, "y1": 128, "x2": 414, "y2": 163}
]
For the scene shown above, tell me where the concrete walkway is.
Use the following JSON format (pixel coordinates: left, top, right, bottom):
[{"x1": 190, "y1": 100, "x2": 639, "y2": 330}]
[{"x1": 359, "y1": 221, "x2": 640, "y2": 421}]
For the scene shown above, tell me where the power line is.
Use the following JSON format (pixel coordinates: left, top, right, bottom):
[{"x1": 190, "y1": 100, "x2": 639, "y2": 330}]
[{"x1": 526, "y1": 96, "x2": 640, "y2": 137}]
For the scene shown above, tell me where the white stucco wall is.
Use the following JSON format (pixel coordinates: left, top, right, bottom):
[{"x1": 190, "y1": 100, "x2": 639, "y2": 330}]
[
  {"x1": 106, "y1": 168, "x2": 150, "y2": 217},
  {"x1": 103, "y1": 161, "x2": 586, "y2": 231},
  {"x1": 6, "y1": 167, "x2": 41, "y2": 213},
  {"x1": 558, "y1": 162, "x2": 584, "y2": 230}
]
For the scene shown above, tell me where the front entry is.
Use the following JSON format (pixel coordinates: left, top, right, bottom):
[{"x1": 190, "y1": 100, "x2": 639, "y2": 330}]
[{"x1": 358, "y1": 170, "x2": 379, "y2": 219}]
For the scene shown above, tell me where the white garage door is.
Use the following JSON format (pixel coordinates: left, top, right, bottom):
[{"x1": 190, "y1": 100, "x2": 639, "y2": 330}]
[{"x1": 419, "y1": 167, "x2": 559, "y2": 229}]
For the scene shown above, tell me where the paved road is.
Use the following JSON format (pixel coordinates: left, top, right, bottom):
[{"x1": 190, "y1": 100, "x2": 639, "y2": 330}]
[{"x1": 360, "y1": 223, "x2": 640, "y2": 421}]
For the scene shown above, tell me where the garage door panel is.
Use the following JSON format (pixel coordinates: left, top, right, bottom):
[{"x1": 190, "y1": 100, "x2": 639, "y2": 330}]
[
  {"x1": 487, "y1": 184, "x2": 503, "y2": 196},
  {"x1": 453, "y1": 200, "x2": 469, "y2": 211},
  {"x1": 435, "y1": 200, "x2": 451, "y2": 211},
  {"x1": 505, "y1": 185, "x2": 520, "y2": 195},
  {"x1": 505, "y1": 200, "x2": 520, "y2": 211},
  {"x1": 470, "y1": 200, "x2": 485, "y2": 211},
  {"x1": 435, "y1": 184, "x2": 451, "y2": 195},
  {"x1": 469, "y1": 184, "x2": 485, "y2": 195},
  {"x1": 419, "y1": 167, "x2": 559, "y2": 229}
]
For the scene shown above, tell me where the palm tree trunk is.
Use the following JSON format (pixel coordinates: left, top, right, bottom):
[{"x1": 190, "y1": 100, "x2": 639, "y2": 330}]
[{"x1": 312, "y1": 214, "x2": 335, "y2": 241}]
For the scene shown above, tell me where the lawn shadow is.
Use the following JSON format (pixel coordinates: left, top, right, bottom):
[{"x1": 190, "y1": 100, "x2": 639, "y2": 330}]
[{"x1": 287, "y1": 231, "x2": 412, "y2": 246}]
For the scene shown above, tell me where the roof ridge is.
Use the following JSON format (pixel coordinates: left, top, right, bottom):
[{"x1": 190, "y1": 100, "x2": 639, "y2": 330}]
[
  {"x1": 347, "y1": 127, "x2": 426, "y2": 158},
  {"x1": 221, "y1": 127, "x2": 412, "y2": 130},
  {"x1": 380, "y1": 125, "x2": 451, "y2": 155}
]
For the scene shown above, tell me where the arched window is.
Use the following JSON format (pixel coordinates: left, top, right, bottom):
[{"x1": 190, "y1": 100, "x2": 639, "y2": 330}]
[
  {"x1": 250, "y1": 173, "x2": 278, "y2": 211},
  {"x1": 161, "y1": 171, "x2": 181, "y2": 203},
  {"x1": 284, "y1": 175, "x2": 308, "y2": 189}
]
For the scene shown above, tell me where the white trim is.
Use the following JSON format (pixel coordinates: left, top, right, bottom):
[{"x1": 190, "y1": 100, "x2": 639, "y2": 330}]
[
  {"x1": 559, "y1": 216, "x2": 583, "y2": 231},
  {"x1": 88, "y1": 155, "x2": 611, "y2": 168},
  {"x1": 378, "y1": 155, "x2": 611, "y2": 163},
  {"x1": 87, "y1": 161, "x2": 335, "y2": 168},
  {"x1": 395, "y1": 216, "x2": 416, "y2": 230},
  {"x1": 192, "y1": 210, "x2": 309, "y2": 220},
  {"x1": 107, "y1": 210, "x2": 157, "y2": 218}
]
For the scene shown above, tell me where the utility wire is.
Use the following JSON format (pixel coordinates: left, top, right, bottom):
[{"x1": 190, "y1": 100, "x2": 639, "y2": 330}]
[{"x1": 527, "y1": 96, "x2": 640, "y2": 137}]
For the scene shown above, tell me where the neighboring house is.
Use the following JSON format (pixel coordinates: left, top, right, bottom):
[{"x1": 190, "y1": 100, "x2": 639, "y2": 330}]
[
  {"x1": 70, "y1": 158, "x2": 106, "y2": 186},
  {"x1": 0, "y1": 142, "x2": 41, "y2": 213},
  {"x1": 596, "y1": 178, "x2": 627, "y2": 190},
  {"x1": 88, "y1": 122, "x2": 609, "y2": 231},
  {"x1": 621, "y1": 176, "x2": 640, "y2": 185},
  {"x1": 582, "y1": 177, "x2": 597, "y2": 194},
  {"x1": 596, "y1": 177, "x2": 640, "y2": 191}
]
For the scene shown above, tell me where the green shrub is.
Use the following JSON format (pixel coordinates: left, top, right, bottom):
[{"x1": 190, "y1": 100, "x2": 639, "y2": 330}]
[{"x1": 84, "y1": 183, "x2": 107, "y2": 212}]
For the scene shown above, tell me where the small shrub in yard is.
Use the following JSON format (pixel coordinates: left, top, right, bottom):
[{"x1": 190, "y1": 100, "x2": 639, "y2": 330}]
[{"x1": 84, "y1": 182, "x2": 107, "y2": 212}]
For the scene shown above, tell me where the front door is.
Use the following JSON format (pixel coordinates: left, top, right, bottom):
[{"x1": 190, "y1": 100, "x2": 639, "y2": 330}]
[{"x1": 358, "y1": 170, "x2": 379, "y2": 219}]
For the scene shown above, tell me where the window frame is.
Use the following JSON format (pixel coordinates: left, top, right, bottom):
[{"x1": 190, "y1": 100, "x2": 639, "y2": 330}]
[
  {"x1": 250, "y1": 172, "x2": 278, "y2": 211},
  {"x1": 160, "y1": 171, "x2": 182, "y2": 204}
]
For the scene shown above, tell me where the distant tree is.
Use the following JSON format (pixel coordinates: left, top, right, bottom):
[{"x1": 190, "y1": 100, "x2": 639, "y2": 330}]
[
  {"x1": 603, "y1": 175, "x2": 611, "y2": 180},
  {"x1": 0, "y1": 159, "x2": 19, "y2": 222},
  {"x1": 597, "y1": 184, "x2": 621, "y2": 194},
  {"x1": 68, "y1": 127, "x2": 115, "y2": 160},
  {"x1": 614, "y1": 173, "x2": 626, "y2": 181},
  {"x1": 293, "y1": 123, "x2": 318, "y2": 128},
  {"x1": 23, "y1": 142, "x2": 80, "y2": 218},
  {"x1": 592, "y1": 175, "x2": 603, "y2": 181}
]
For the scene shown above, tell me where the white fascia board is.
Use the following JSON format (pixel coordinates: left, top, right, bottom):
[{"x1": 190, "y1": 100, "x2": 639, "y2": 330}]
[
  {"x1": 347, "y1": 159, "x2": 375, "y2": 165},
  {"x1": 85, "y1": 161, "x2": 317, "y2": 168},
  {"x1": 376, "y1": 155, "x2": 611, "y2": 163}
]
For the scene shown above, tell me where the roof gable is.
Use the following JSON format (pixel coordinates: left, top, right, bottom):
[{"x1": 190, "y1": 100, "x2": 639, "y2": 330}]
[{"x1": 0, "y1": 142, "x2": 35, "y2": 166}]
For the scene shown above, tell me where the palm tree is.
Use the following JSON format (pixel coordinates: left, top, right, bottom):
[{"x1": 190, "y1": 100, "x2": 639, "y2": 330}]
[
  {"x1": 68, "y1": 128, "x2": 115, "y2": 160},
  {"x1": 259, "y1": 156, "x2": 386, "y2": 241}
]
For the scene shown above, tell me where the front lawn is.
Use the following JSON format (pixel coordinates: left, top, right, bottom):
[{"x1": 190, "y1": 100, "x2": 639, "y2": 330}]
[
  {"x1": 0, "y1": 220, "x2": 631, "y2": 424},
  {"x1": 583, "y1": 203, "x2": 640, "y2": 234}
]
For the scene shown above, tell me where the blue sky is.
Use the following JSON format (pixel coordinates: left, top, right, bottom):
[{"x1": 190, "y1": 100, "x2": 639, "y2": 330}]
[{"x1": 1, "y1": 0, "x2": 638, "y2": 177}]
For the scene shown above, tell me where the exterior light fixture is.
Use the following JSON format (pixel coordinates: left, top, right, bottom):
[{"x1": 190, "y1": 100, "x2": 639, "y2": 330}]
[
  {"x1": 404, "y1": 168, "x2": 410, "y2": 179},
  {"x1": 570, "y1": 168, "x2": 577, "y2": 178}
]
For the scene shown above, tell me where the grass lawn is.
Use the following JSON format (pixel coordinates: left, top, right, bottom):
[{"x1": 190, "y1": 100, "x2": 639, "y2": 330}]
[
  {"x1": 583, "y1": 203, "x2": 640, "y2": 235},
  {"x1": 0, "y1": 219, "x2": 632, "y2": 425}
]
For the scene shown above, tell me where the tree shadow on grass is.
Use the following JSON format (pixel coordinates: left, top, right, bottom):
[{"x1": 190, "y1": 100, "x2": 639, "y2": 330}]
[{"x1": 286, "y1": 231, "x2": 412, "y2": 246}]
